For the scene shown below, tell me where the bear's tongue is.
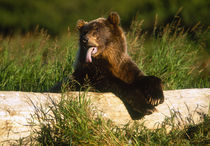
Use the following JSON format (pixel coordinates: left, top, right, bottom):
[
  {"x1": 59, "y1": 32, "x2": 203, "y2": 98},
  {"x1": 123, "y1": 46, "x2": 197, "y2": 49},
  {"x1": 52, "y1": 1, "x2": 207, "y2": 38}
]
[{"x1": 86, "y1": 47, "x2": 98, "y2": 63}]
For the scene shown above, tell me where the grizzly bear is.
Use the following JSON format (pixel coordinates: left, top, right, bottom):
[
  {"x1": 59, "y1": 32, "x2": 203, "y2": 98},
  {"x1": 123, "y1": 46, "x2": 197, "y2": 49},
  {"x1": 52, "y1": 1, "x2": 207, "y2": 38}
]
[{"x1": 52, "y1": 12, "x2": 164, "y2": 119}]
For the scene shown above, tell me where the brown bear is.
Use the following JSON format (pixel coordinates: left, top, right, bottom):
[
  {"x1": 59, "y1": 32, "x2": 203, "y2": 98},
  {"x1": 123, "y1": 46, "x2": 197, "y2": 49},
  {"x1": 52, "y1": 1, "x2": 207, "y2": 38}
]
[{"x1": 52, "y1": 12, "x2": 164, "y2": 119}]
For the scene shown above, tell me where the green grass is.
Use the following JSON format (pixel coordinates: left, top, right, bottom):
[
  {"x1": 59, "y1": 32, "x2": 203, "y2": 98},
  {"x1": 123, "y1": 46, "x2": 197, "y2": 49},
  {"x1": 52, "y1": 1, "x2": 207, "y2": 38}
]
[
  {"x1": 0, "y1": 29, "x2": 77, "y2": 91},
  {"x1": 127, "y1": 18, "x2": 209, "y2": 89},
  {"x1": 0, "y1": 18, "x2": 209, "y2": 145},
  {"x1": 28, "y1": 93, "x2": 209, "y2": 145},
  {"x1": 0, "y1": 19, "x2": 209, "y2": 91}
]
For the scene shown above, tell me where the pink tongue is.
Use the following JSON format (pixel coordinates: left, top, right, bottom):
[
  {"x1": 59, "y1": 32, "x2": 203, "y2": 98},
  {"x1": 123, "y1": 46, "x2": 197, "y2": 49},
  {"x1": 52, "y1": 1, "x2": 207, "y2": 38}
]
[{"x1": 86, "y1": 47, "x2": 97, "y2": 63}]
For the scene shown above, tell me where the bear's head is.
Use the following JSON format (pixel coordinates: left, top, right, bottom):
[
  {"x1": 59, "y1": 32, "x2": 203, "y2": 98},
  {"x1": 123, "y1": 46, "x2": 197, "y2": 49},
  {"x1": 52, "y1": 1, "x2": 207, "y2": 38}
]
[{"x1": 77, "y1": 12, "x2": 127, "y2": 64}]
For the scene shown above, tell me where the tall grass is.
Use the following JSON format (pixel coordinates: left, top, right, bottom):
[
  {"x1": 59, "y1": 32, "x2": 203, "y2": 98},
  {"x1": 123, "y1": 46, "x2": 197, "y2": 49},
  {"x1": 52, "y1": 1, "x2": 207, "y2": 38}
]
[
  {"x1": 127, "y1": 17, "x2": 209, "y2": 89},
  {"x1": 32, "y1": 94, "x2": 127, "y2": 145},
  {"x1": 0, "y1": 19, "x2": 209, "y2": 91},
  {"x1": 29, "y1": 93, "x2": 209, "y2": 145},
  {"x1": 0, "y1": 28, "x2": 77, "y2": 91}
]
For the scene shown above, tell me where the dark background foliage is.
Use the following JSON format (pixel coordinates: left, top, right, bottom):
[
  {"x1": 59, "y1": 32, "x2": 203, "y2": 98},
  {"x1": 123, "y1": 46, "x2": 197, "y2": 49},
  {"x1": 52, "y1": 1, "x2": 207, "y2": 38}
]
[{"x1": 0, "y1": 0, "x2": 209, "y2": 35}]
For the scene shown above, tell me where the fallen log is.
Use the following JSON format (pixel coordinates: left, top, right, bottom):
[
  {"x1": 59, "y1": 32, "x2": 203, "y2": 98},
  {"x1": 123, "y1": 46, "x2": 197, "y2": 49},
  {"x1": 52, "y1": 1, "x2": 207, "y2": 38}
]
[{"x1": 0, "y1": 89, "x2": 209, "y2": 144}]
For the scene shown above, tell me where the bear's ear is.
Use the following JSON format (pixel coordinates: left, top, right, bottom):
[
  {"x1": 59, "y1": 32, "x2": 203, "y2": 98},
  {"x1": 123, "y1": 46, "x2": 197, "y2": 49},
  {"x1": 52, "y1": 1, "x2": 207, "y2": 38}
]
[
  {"x1": 107, "y1": 12, "x2": 120, "y2": 25},
  {"x1": 77, "y1": 19, "x2": 86, "y2": 29}
]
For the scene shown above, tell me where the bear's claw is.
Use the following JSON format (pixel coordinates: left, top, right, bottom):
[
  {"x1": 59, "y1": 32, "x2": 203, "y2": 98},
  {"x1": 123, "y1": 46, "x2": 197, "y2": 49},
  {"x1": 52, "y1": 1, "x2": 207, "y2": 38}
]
[{"x1": 139, "y1": 76, "x2": 164, "y2": 106}]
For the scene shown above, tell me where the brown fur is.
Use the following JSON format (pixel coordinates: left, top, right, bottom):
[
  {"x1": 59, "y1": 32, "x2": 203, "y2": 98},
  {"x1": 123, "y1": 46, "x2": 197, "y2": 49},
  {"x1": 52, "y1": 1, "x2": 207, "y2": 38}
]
[{"x1": 52, "y1": 12, "x2": 164, "y2": 119}]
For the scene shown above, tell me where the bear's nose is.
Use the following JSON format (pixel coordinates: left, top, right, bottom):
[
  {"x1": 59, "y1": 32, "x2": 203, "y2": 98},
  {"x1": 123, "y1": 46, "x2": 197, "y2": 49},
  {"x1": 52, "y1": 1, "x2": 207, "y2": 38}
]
[{"x1": 82, "y1": 37, "x2": 88, "y2": 44}]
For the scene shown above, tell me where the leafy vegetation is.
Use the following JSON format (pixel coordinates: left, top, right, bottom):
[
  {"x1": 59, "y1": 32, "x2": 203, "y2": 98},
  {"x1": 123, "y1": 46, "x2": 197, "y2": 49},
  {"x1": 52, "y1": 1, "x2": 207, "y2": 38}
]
[{"x1": 0, "y1": 0, "x2": 209, "y2": 35}]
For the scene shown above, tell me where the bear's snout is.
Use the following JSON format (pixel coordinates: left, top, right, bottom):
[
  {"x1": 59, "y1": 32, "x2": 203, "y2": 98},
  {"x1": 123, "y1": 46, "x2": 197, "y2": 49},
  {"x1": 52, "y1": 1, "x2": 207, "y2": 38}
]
[{"x1": 82, "y1": 37, "x2": 88, "y2": 44}]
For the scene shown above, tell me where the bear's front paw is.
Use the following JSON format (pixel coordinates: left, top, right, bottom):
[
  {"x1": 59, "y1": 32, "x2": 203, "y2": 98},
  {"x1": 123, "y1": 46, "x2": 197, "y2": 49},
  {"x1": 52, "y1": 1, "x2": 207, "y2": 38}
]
[
  {"x1": 138, "y1": 76, "x2": 164, "y2": 106},
  {"x1": 126, "y1": 94, "x2": 157, "y2": 115}
]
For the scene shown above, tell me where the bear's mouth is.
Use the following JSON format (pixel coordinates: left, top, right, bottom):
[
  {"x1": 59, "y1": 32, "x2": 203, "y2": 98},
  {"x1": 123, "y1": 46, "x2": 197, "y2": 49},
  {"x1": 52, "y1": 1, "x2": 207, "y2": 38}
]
[{"x1": 86, "y1": 47, "x2": 98, "y2": 63}]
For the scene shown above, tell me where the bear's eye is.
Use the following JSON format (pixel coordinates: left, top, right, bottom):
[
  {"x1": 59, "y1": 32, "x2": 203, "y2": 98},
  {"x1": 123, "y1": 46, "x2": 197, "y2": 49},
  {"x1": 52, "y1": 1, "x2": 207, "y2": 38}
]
[{"x1": 82, "y1": 30, "x2": 88, "y2": 35}]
